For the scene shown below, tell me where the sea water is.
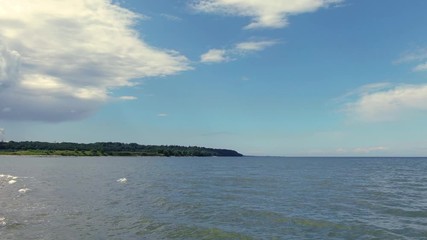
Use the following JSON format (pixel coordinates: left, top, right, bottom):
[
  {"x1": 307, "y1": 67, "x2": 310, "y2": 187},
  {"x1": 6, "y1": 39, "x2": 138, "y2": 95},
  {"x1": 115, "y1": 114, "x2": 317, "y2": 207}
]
[{"x1": 0, "y1": 156, "x2": 426, "y2": 239}]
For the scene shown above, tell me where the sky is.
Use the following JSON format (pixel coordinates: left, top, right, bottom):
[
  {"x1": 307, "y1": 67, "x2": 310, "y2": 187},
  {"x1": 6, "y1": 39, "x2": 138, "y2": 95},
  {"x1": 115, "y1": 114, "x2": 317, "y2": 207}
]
[{"x1": 1, "y1": 0, "x2": 427, "y2": 156}]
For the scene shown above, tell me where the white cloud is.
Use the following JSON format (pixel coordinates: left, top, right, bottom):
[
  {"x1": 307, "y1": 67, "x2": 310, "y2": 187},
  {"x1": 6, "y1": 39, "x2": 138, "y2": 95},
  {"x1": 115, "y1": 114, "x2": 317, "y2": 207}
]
[
  {"x1": 0, "y1": 128, "x2": 4, "y2": 141},
  {"x1": 336, "y1": 146, "x2": 388, "y2": 154},
  {"x1": 235, "y1": 40, "x2": 277, "y2": 52},
  {"x1": 396, "y1": 48, "x2": 427, "y2": 72},
  {"x1": 119, "y1": 96, "x2": 138, "y2": 101},
  {"x1": 191, "y1": 0, "x2": 342, "y2": 29},
  {"x1": 345, "y1": 83, "x2": 427, "y2": 122},
  {"x1": 200, "y1": 40, "x2": 277, "y2": 63},
  {"x1": 160, "y1": 13, "x2": 183, "y2": 21},
  {"x1": 397, "y1": 48, "x2": 427, "y2": 64},
  {"x1": 0, "y1": 0, "x2": 190, "y2": 122},
  {"x1": 334, "y1": 82, "x2": 391, "y2": 103},
  {"x1": 200, "y1": 49, "x2": 228, "y2": 63},
  {"x1": 157, "y1": 113, "x2": 168, "y2": 117},
  {"x1": 413, "y1": 62, "x2": 427, "y2": 72},
  {"x1": 352, "y1": 146, "x2": 388, "y2": 154}
]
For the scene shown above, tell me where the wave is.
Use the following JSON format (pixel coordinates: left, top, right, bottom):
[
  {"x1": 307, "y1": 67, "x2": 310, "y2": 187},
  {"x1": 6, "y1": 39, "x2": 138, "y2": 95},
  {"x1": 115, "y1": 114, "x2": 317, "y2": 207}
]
[
  {"x1": 18, "y1": 188, "x2": 31, "y2": 193},
  {"x1": 117, "y1": 178, "x2": 127, "y2": 183},
  {"x1": 8, "y1": 179, "x2": 17, "y2": 184}
]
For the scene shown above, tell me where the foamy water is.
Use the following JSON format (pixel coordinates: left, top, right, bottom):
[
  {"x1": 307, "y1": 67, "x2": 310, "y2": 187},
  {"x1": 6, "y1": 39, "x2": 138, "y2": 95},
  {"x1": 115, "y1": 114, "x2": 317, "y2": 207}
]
[
  {"x1": 18, "y1": 188, "x2": 31, "y2": 193},
  {"x1": 0, "y1": 173, "x2": 27, "y2": 230},
  {"x1": 0, "y1": 156, "x2": 426, "y2": 239},
  {"x1": 0, "y1": 217, "x2": 6, "y2": 227},
  {"x1": 117, "y1": 177, "x2": 127, "y2": 183}
]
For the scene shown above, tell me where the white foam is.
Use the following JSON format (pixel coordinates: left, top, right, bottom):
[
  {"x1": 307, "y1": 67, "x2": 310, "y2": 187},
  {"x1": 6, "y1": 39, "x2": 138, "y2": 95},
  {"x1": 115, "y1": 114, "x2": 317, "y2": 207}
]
[
  {"x1": 0, "y1": 217, "x2": 6, "y2": 227},
  {"x1": 0, "y1": 174, "x2": 18, "y2": 179},
  {"x1": 117, "y1": 178, "x2": 127, "y2": 183},
  {"x1": 18, "y1": 188, "x2": 31, "y2": 193},
  {"x1": 8, "y1": 179, "x2": 17, "y2": 184}
]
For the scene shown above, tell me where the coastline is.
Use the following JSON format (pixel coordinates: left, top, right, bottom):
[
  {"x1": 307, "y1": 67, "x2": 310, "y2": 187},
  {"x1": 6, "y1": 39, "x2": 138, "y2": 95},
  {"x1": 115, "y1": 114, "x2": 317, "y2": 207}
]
[{"x1": 0, "y1": 141, "x2": 243, "y2": 157}]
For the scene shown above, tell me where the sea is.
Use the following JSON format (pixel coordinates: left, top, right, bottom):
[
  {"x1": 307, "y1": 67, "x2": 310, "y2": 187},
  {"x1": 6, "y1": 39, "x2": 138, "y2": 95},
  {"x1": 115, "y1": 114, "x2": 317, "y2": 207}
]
[{"x1": 0, "y1": 156, "x2": 426, "y2": 239}]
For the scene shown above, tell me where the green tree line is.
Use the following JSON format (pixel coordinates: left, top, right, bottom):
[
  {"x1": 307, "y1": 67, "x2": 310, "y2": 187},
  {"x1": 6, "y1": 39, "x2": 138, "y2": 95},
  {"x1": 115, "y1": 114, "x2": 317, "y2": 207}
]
[{"x1": 0, "y1": 141, "x2": 243, "y2": 157}]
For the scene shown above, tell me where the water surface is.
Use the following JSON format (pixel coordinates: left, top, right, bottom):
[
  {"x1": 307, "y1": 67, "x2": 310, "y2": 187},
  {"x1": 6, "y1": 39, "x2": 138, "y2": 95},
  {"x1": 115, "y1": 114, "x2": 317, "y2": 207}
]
[{"x1": 1, "y1": 156, "x2": 426, "y2": 239}]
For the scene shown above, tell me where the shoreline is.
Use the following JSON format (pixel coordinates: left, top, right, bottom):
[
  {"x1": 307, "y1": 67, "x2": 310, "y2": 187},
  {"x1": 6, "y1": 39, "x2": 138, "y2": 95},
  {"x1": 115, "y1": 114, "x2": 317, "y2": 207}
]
[
  {"x1": 0, "y1": 141, "x2": 243, "y2": 157},
  {"x1": 0, "y1": 150, "x2": 243, "y2": 157}
]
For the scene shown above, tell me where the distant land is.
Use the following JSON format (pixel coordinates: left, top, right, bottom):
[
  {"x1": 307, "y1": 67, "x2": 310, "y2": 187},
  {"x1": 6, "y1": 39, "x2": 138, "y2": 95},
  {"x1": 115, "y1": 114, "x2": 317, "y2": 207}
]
[{"x1": 0, "y1": 141, "x2": 243, "y2": 157}]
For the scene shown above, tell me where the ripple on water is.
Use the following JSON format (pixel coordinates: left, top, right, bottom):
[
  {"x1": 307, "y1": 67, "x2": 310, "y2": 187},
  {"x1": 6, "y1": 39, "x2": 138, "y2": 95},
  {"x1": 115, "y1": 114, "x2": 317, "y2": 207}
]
[
  {"x1": 117, "y1": 178, "x2": 127, "y2": 183},
  {"x1": 0, "y1": 174, "x2": 18, "y2": 185},
  {"x1": 0, "y1": 217, "x2": 6, "y2": 227},
  {"x1": 166, "y1": 226, "x2": 254, "y2": 240},
  {"x1": 131, "y1": 217, "x2": 253, "y2": 240},
  {"x1": 380, "y1": 206, "x2": 427, "y2": 218},
  {"x1": 8, "y1": 180, "x2": 17, "y2": 184},
  {"x1": 1, "y1": 157, "x2": 427, "y2": 239},
  {"x1": 18, "y1": 188, "x2": 31, "y2": 193}
]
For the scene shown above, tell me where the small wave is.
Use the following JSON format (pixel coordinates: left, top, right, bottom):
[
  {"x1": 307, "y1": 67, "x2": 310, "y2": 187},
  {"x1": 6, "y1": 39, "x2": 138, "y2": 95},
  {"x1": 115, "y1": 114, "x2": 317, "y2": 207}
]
[
  {"x1": 0, "y1": 217, "x2": 6, "y2": 227},
  {"x1": 117, "y1": 178, "x2": 127, "y2": 183},
  {"x1": 166, "y1": 225, "x2": 253, "y2": 239},
  {"x1": 0, "y1": 174, "x2": 18, "y2": 179},
  {"x1": 1, "y1": 174, "x2": 19, "y2": 185},
  {"x1": 8, "y1": 179, "x2": 17, "y2": 184},
  {"x1": 18, "y1": 188, "x2": 31, "y2": 193},
  {"x1": 381, "y1": 206, "x2": 427, "y2": 218}
]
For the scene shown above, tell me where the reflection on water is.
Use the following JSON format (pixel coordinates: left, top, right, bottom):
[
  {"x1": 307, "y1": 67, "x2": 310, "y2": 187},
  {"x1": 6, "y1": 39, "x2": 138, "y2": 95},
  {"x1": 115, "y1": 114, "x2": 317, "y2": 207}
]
[{"x1": 0, "y1": 156, "x2": 426, "y2": 239}]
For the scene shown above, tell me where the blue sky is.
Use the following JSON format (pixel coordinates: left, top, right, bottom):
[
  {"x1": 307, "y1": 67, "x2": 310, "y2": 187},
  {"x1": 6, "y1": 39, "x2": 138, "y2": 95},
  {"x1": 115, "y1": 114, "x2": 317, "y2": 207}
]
[{"x1": 1, "y1": 0, "x2": 427, "y2": 156}]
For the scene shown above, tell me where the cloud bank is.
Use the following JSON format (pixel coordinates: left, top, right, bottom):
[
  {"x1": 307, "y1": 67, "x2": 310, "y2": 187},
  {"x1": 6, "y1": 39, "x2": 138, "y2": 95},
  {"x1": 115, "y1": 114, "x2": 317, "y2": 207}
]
[
  {"x1": 192, "y1": 0, "x2": 342, "y2": 29},
  {"x1": 0, "y1": 0, "x2": 190, "y2": 122},
  {"x1": 345, "y1": 83, "x2": 427, "y2": 122}
]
